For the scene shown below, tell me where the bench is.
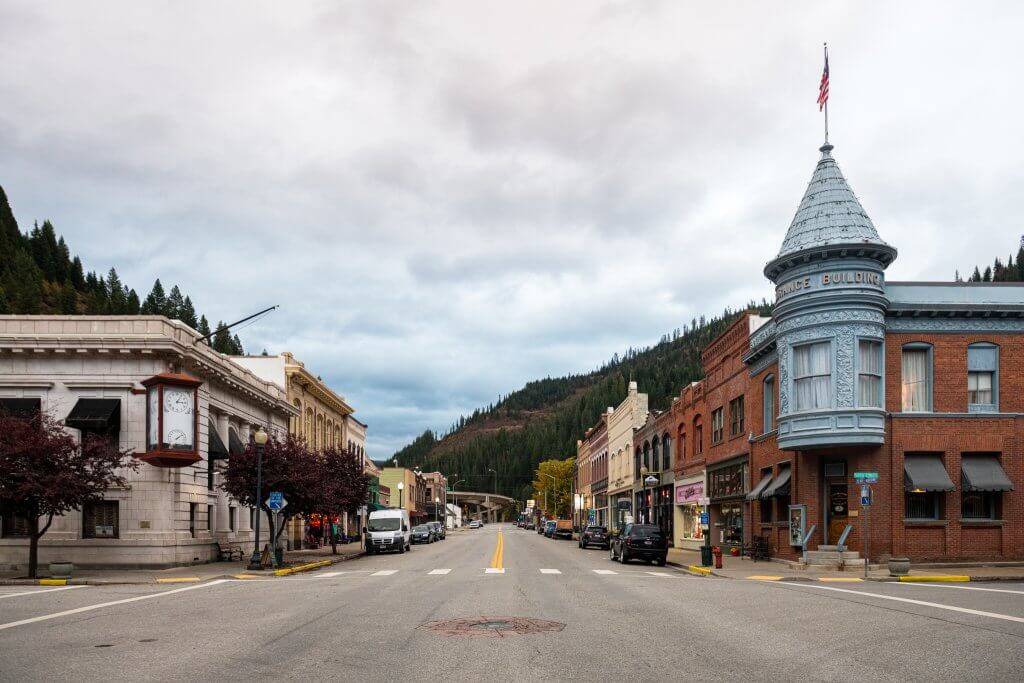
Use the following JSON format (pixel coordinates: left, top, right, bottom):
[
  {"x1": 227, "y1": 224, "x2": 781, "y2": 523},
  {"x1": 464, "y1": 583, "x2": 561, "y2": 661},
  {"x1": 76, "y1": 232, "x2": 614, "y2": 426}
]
[{"x1": 216, "y1": 542, "x2": 245, "y2": 562}]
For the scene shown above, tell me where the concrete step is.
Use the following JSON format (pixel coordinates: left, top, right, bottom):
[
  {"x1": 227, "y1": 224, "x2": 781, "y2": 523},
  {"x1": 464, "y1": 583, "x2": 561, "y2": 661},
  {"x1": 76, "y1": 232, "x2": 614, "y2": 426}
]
[{"x1": 805, "y1": 551, "x2": 861, "y2": 562}]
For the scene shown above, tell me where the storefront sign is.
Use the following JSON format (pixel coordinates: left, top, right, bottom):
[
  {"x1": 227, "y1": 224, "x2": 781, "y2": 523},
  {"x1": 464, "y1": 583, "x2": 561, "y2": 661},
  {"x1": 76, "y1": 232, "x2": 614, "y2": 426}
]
[
  {"x1": 616, "y1": 499, "x2": 632, "y2": 511},
  {"x1": 788, "y1": 504, "x2": 807, "y2": 547},
  {"x1": 675, "y1": 482, "x2": 704, "y2": 505},
  {"x1": 699, "y1": 512, "x2": 709, "y2": 526},
  {"x1": 775, "y1": 271, "x2": 883, "y2": 302}
]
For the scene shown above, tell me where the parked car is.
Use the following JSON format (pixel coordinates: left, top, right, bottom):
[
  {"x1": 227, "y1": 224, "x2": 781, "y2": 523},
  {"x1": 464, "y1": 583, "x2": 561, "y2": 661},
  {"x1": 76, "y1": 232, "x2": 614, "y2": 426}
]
[
  {"x1": 364, "y1": 508, "x2": 411, "y2": 554},
  {"x1": 554, "y1": 519, "x2": 573, "y2": 540},
  {"x1": 524, "y1": 520, "x2": 536, "y2": 530},
  {"x1": 579, "y1": 525, "x2": 610, "y2": 549},
  {"x1": 428, "y1": 521, "x2": 446, "y2": 540},
  {"x1": 411, "y1": 524, "x2": 435, "y2": 544},
  {"x1": 468, "y1": 519, "x2": 482, "y2": 528},
  {"x1": 543, "y1": 520, "x2": 557, "y2": 538},
  {"x1": 609, "y1": 523, "x2": 668, "y2": 566},
  {"x1": 536, "y1": 519, "x2": 547, "y2": 534}
]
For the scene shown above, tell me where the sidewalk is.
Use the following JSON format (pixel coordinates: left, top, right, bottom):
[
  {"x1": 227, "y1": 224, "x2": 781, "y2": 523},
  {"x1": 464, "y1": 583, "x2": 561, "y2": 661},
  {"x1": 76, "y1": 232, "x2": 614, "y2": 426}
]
[
  {"x1": 0, "y1": 543, "x2": 365, "y2": 586},
  {"x1": 667, "y1": 547, "x2": 1024, "y2": 583}
]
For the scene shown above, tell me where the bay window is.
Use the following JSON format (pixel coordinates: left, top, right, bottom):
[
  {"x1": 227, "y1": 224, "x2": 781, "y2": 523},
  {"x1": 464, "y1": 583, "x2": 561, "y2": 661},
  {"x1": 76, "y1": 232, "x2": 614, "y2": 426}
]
[
  {"x1": 858, "y1": 340, "x2": 883, "y2": 408},
  {"x1": 793, "y1": 342, "x2": 831, "y2": 411}
]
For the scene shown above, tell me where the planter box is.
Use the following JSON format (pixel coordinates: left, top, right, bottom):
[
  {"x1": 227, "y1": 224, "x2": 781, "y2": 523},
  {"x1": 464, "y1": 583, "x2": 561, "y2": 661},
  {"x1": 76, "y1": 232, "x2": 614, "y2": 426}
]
[
  {"x1": 888, "y1": 557, "x2": 910, "y2": 576},
  {"x1": 49, "y1": 561, "x2": 74, "y2": 578}
]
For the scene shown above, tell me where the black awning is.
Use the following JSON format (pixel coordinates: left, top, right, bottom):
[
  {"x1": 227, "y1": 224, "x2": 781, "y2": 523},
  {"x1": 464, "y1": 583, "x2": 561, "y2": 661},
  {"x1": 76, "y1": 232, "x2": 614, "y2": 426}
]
[
  {"x1": 764, "y1": 465, "x2": 791, "y2": 498},
  {"x1": 209, "y1": 420, "x2": 229, "y2": 460},
  {"x1": 64, "y1": 398, "x2": 120, "y2": 434},
  {"x1": 0, "y1": 398, "x2": 41, "y2": 417},
  {"x1": 745, "y1": 473, "x2": 773, "y2": 501},
  {"x1": 228, "y1": 428, "x2": 244, "y2": 456},
  {"x1": 962, "y1": 456, "x2": 1013, "y2": 492},
  {"x1": 904, "y1": 455, "x2": 955, "y2": 492}
]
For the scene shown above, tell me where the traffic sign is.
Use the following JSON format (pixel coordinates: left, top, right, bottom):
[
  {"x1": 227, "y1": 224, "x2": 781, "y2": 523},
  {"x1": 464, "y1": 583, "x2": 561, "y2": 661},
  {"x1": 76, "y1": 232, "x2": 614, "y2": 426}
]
[
  {"x1": 860, "y1": 485, "x2": 872, "y2": 507},
  {"x1": 266, "y1": 491, "x2": 287, "y2": 511},
  {"x1": 699, "y1": 512, "x2": 710, "y2": 526},
  {"x1": 854, "y1": 472, "x2": 879, "y2": 484}
]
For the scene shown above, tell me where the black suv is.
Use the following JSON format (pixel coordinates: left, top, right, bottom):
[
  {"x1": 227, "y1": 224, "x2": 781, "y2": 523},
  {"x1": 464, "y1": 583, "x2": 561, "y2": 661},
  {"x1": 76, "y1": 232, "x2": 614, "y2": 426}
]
[
  {"x1": 578, "y1": 525, "x2": 609, "y2": 550},
  {"x1": 609, "y1": 523, "x2": 668, "y2": 566}
]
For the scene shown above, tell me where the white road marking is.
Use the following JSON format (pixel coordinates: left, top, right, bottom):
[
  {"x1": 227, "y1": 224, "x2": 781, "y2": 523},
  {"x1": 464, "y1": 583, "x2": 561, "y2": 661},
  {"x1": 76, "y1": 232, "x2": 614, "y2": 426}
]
[
  {"x1": 539, "y1": 568, "x2": 561, "y2": 574},
  {"x1": 899, "y1": 582, "x2": 1024, "y2": 596},
  {"x1": 428, "y1": 569, "x2": 451, "y2": 575},
  {"x1": 484, "y1": 568, "x2": 505, "y2": 574},
  {"x1": 315, "y1": 571, "x2": 344, "y2": 578},
  {"x1": 0, "y1": 585, "x2": 87, "y2": 600},
  {"x1": 0, "y1": 579, "x2": 230, "y2": 632},
  {"x1": 798, "y1": 583, "x2": 1024, "y2": 624},
  {"x1": 371, "y1": 570, "x2": 397, "y2": 576},
  {"x1": 593, "y1": 569, "x2": 617, "y2": 575},
  {"x1": 646, "y1": 572, "x2": 672, "y2": 577}
]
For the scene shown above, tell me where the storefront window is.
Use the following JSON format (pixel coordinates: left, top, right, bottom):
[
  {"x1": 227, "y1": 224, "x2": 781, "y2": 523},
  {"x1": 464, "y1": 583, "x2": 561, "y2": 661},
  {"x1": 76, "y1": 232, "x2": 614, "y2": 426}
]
[
  {"x1": 709, "y1": 463, "x2": 744, "y2": 498},
  {"x1": 720, "y1": 504, "x2": 743, "y2": 544}
]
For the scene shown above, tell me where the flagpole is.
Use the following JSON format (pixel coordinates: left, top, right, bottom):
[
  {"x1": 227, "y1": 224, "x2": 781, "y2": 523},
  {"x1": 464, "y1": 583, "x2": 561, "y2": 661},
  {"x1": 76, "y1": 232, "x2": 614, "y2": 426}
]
[{"x1": 823, "y1": 42, "x2": 829, "y2": 144}]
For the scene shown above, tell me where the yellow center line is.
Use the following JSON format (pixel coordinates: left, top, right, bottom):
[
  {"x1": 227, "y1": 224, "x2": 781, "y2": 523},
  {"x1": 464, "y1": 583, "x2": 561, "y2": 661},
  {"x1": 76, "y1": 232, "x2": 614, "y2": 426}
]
[{"x1": 489, "y1": 531, "x2": 504, "y2": 569}]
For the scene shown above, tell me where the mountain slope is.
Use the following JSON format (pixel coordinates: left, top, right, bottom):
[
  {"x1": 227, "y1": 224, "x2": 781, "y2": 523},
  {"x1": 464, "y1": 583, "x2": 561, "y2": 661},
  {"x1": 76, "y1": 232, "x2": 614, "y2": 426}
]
[{"x1": 392, "y1": 302, "x2": 771, "y2": 500}]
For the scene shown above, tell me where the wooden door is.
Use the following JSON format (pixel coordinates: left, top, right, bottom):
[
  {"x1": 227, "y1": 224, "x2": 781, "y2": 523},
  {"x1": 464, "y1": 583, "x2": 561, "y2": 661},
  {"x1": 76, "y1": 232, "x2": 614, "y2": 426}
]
[{"x1": 826, "y1": 484, "x2": 849, "y2": 545}]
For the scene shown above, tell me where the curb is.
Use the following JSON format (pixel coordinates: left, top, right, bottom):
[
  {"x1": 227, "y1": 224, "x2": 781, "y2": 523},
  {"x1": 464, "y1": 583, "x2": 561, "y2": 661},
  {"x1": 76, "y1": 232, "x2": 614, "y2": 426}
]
[
  {"x1": 897, "y1": 575, "x2": 970, "y2": 583},
  {"x1": 686, "y1": 565, "x2": 712, "y2": 576},
  {"x1": 0, "y1": 550, "x2": 366, "y2": 586}
]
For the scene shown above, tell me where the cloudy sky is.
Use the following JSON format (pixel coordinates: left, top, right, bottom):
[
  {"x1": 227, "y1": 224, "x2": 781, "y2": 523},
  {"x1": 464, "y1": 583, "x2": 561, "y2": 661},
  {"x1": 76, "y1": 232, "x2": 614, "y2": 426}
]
[{"x1": 2, "y1": 2, "x2": 1021, "y2": 459}]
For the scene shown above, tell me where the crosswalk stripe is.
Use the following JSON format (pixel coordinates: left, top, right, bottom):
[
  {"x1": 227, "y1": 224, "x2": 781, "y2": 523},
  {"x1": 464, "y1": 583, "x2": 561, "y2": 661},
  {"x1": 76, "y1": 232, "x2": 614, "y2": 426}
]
[
  {"x1": 316, "y1": 571, "x2": 344, "y2": 578},
  {"x1": 646, "y1": 572, "x2": 671, "y2": 577},
  {"x1": 428, "y1": 569, "x2": 451, "y2": 575},
  {"x1": 539, "y1": 568, "x2": 561, "y2": 574},
  {"x1": 484, "y1": 568, "x2": 505, "y2": 574},
  {"x1": 593, "y1": 569, "x2": 617, "y2": 575},
  {"x1": 371, "y1": 570, "x2": 397, "y2": 576}
]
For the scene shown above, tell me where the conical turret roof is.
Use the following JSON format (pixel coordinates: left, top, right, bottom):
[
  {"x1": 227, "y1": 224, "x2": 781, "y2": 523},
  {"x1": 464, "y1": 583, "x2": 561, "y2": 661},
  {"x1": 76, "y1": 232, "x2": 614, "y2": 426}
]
[{"x1": 771, "y1": 144, "x2": 893, "y2": 266}]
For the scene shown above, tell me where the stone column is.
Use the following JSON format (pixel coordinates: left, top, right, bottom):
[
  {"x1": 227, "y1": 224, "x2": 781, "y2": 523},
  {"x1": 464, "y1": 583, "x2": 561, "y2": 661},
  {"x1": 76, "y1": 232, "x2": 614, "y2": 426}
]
[{"x1": 215, "y1": 413, "x2": 232, "y2": 534}]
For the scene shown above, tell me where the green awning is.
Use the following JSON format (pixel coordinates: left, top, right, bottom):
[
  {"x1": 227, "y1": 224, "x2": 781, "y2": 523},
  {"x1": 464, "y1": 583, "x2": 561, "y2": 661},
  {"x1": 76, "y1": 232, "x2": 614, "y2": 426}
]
[{"x1": 904, "y1": 454, "x2": 955, "y2": 492}]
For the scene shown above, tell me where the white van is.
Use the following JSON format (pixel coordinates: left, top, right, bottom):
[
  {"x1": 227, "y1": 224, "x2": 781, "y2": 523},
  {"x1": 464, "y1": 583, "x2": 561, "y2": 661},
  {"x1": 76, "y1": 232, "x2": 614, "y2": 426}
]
[{"x1": 365, "y1": 508, "x2": 411, "y2": 554}]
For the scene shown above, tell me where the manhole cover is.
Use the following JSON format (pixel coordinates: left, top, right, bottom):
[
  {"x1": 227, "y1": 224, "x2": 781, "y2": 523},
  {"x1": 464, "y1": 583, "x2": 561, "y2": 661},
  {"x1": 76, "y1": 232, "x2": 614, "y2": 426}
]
[{"x1": 419, "y1": 616, "x2": 565, "y2": 638}]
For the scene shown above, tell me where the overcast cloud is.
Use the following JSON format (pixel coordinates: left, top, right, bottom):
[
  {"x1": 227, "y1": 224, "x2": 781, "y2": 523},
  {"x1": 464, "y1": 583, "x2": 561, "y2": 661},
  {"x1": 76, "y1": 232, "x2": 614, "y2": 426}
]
[{"x1": 2, "y1": 2, "x2": 1022, "y2": 459}]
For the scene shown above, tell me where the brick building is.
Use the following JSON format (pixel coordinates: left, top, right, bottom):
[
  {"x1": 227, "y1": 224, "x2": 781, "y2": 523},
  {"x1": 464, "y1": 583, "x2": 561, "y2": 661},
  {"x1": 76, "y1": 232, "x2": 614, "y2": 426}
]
[{"x1": 631, "y1": 408, "x2": 676, "y2": 539}]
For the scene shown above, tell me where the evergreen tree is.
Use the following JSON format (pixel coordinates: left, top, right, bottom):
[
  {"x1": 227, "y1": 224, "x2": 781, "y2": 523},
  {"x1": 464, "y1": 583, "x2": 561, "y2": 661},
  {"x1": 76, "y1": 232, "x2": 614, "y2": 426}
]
[
  {"x1": 106, "y1": 268, "x2": 126, "y2": 314},
  {"x1": 59, "y1": 281, "x2": 78, "y2": 314},
  {"x1": 1018, "y1": 246, "x2": 1024, "y2": 281},
  {"x1": 179, "y1": 296, "x2": 198, "y2": 328},
  {"x1": 140, "y1": 279, "x2": 166, "y2": 315},
  {"x1": 197, "y1": 315, "x2": 212, "y2": 343},
  {"x1": 212, "y1": 321, "x2": 232, "y2": 353},
  {"x1": 983, "y1": 266, "x2": 993, "y2": 282},
  {"x1": 165, "y1": 285, "x2": 185, "y2": 319},
  {"x1": 70, "y1": 257, "x2": 85, "y2": 290},
  {"x1": 232, "y1": 334, "x2": 244, "y2": 355},
  {"x1": 125, "y1": 288, "x2": 141, "y2": 314},
  {"x1": 971, "y1": 266, "x2": 982, "y2": 282},
  {"x1": 0, "y1": 285, "x2": 9, "y2": 314}
]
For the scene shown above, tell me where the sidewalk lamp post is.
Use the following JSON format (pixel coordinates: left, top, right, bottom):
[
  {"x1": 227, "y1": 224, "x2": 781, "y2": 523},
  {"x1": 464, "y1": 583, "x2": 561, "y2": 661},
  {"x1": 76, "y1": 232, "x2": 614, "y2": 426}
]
[
  {"x1": 434, "y1": 496, "x2": 440, "y2": 523},
  {"x1": 488, "y1": 467, "x2": 497, "y2": 494},
  {"x1": 541, "y1": 473, "x2": 557, "y2": 517},
  {"x1": 397, "y1": 481, "x2": 404, "y2": 509},
  {"x1": 247, "y1": 427, "x2": 269, "y2": 571}
]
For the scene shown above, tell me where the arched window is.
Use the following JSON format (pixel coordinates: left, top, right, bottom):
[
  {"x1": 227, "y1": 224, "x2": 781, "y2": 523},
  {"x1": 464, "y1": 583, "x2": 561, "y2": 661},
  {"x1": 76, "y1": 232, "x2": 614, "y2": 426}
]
[
  {"x1": 326, "y1": 420, "x2": 334, "y2": 447},
  {"x1": 291, "y1": 400, "x2": 302, "y2": 435},
  {"x1": 651, "y1": 439, "x2": 659, "y2": 472},
  {"x1": 763, "y1": 374, "x2": 776, "y2": 432},
  {"x1": 304, "y1": 409, "x2": 313, "y2": 441},
  {"x1": 634, "y1": 446, "x2": 642, "y2": 480},
  {"x1": 693, "y1": 416, "x2": 703, "y2": 455},
  {"x1": 678, "y1": 429, "x2": 686, "y2": 463},
  {"x1": 662, "y1": 433, "x2": 672, "y2": 471}
]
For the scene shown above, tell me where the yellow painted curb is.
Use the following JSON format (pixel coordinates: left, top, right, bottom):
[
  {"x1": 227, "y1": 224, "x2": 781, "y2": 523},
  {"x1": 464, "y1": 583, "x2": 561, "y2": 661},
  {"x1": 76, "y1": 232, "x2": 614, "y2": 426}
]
[
  {"x1": 819, "y1": 577, "x2": 863, "y2": 582},
  {"x1": 156, "y1": 577, "x2": 200, "y2": 583},
  {"x1": 899, "y1": 575, "x2": 970, "y2": 583},
  {"x1": 747, "y1": 575, "x2": 783, "y2": 581},
  {"x1": 274, "y1": 559, "x2": 333, "y2": 577},
  {"x1": 39, "y1": 578, "x2": 67, "y2": 586},
  {"x1": 233, "y1": 574, "x2": 260, "y2": 580},
  {"x1": 687, "y1": 565, "x2": 711, "y2": 576}
]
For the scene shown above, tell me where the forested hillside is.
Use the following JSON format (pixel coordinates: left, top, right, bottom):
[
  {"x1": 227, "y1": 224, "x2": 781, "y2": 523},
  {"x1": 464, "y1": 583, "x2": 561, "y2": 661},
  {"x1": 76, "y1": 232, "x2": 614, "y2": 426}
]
[
  {"x1": 0, "y1": 185, "x2": 245, "y2": 354},
  {"x1": 393, "y1": 302, "x2": 772, "y2": 500}
]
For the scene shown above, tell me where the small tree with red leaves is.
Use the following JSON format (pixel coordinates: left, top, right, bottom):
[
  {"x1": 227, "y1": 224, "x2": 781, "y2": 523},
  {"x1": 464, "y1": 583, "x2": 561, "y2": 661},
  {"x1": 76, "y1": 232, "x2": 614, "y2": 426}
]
[
  {"x1": 220, "y1": 434, "x2": 320, "y2": 551},
  {"x1": 313, "y1": 447, "x2": 370, "y2": 554},
  {"x1": 0, "y1": 411, "x2": 136, "y2": 578}
]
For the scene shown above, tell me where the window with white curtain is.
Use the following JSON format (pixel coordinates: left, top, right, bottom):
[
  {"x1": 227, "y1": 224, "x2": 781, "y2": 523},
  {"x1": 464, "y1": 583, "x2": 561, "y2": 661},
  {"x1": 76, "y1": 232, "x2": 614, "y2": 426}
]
[
  {"x1": 858, "y1": 340, "x2": 883, "y2": 408},
  {"x1": 901, "y1": 346, "x2": 932, "y2": 412},
  {"x1": 793, "y1": 342, "x2": 831, "y2": 411},
  {"x1": 967, "y1": 344, "x2": 997, "y2": 411}
]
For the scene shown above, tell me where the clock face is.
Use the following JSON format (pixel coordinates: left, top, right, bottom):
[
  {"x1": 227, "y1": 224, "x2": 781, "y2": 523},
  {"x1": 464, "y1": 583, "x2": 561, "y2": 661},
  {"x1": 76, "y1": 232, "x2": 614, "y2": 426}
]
[
  {"x1": 167, "y1": 429, "x2": 187, "y2": 445},
  {"x1": 165, "y1": 391, "x2": 193, "y2": 414}
]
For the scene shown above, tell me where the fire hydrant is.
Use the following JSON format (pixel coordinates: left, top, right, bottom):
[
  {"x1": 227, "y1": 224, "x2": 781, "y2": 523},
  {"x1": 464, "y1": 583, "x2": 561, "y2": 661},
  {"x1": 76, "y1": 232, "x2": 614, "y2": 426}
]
[{"x1": 711, "y1": 545, "x2": 723, "y2": 569}]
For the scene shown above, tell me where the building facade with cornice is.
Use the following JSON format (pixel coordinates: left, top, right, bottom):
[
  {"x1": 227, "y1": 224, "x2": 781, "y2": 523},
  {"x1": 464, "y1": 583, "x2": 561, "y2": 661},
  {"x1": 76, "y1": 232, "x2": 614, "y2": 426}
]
[
  {"x1": 0, "y1": 316, "x2": 295, "y2": 569},
  {"x1": 606, "y1": 381, "x2": 648, "y2": 532}
]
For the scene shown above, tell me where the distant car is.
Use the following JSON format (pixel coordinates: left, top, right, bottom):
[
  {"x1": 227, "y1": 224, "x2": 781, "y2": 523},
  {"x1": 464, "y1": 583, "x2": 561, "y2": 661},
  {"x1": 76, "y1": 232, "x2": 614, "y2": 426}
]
[
  {"x1": 579, "y1": 525, "x2": 609, "y2": 549},
  {"x1": 411, "y1": 524, "x2": 435, "y2": 544},
  {"x1": 544, "y1": 520, "x2": 557, "y2": 538},
  {"x1": 468, "y1": 520, "x2": 482, "y2": 529},
  {"x1": 609, "y1": 523, "x2": 668, "y2": 566},
  {"x1": 525, "y1": 521, "x2": 536, "y2": 530},
  {"x1": 554, "y1": 520, "x2": 573, "y2": 539},
  {"x1": 428, "y1": 521, "x2": 445, "y2": 540}
]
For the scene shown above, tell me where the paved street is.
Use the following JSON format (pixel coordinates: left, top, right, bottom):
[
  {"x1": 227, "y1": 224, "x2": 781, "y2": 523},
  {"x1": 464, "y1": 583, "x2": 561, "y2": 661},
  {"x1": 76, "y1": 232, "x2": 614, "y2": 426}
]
[{"x1": 0, "y1": 524, "x2": 1022, "y2": 681}]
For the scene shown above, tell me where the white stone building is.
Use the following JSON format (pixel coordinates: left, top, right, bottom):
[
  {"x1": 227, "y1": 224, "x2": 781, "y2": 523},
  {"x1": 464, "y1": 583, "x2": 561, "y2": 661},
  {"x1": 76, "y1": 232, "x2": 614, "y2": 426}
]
[{"x1": 0, "y1": 316, "x2": 295, "y2": 569}]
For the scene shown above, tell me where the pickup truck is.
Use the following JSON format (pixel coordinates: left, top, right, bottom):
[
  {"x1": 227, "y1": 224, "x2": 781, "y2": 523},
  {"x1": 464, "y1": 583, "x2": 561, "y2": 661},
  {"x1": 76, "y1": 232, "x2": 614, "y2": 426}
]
[{"x1": 554, "y1": 519, "x2": 574, "y2": 540}]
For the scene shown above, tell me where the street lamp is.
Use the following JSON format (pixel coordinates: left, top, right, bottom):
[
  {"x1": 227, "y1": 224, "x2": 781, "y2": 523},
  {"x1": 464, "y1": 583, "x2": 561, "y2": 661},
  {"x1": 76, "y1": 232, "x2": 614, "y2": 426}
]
[
  {"x1": 397, "y1": 481, "x2": 404, "y2": 509},
  {"x1": 434, "y1": 496, "x2": 440, "y2": 523},
  {"x1": 247, "y1": 427, "x2": 269, "y2": 570},
  {"x1": 541, "y1": 473, "x2": 556, "y2": 517},
  {"x1": 641, "y1": 465, "x2": 658, "y2": 526},
  {"x1": 487, "y1": 467, "x2": 497, "y2": 494}
]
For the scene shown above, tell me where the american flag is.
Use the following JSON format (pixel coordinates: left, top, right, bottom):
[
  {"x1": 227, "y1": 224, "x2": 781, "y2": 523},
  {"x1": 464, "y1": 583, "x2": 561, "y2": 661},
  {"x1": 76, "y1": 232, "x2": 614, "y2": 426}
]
[{"x1": 817, "y1": 52, "x2": 829, "y2": 111}]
